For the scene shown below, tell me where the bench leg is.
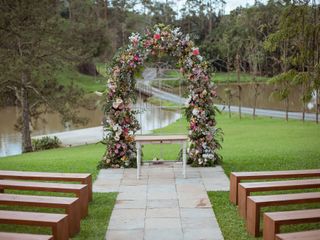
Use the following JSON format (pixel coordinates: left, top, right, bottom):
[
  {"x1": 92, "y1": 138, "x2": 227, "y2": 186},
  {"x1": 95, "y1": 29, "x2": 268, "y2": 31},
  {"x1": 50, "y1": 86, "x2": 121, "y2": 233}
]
[
  {"x1": 52, "y1": 216, "x2": 69, "y2": 240},
  {"x1": 66, "y1": 199, "x2": 81, "y2": 237},
  {"x1": 82, "y1": 176, "x2": 92, "y2": 202},
  {"x1": 229, "y1": 174, "x2": 238, "y2": 204},
  {"x1": 246, "y1": 198, "x2": 260, "y2": 237},
  {"x1": 78, "y1": 186, "x2": 89, "y2": 218},
  {"x1": 263, "y1": 214, "x2": 279, "y2": 240},
  {"x1": 238, "y1": 185, "x2": 248, "y2": 218}
]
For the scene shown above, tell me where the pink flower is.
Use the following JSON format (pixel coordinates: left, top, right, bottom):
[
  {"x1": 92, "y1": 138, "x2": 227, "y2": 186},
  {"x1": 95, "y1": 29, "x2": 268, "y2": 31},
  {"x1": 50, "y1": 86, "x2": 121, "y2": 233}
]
[
  {"x1": 133, "y1": 55, "x2": 139, "y2": 62},
  {"x1": 154, "y1": 34, "x2": 161, "y2": 40},
  {"x1": 192, "y1": 48, "x2": 200, "y2": 55}
]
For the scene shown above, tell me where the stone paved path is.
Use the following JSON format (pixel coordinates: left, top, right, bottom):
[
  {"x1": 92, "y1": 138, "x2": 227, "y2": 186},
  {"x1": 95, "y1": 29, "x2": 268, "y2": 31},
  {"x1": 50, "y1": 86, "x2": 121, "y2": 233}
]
[{"x1": 93, "y1": 162, "x2": 229, "y2": 240}]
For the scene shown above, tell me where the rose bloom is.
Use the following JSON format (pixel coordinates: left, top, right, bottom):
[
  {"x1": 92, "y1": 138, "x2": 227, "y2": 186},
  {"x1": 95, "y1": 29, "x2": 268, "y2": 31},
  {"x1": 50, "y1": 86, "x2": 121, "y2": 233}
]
[
  {"x1": 133, "y1": 55, "x2": 139, "y2": 62},
  {"x1": 192, "y1": 48, "x2": 200, "y2": 55},
  {"x1": 154, "y1": 33, "x2": 161, "y2": 40}
]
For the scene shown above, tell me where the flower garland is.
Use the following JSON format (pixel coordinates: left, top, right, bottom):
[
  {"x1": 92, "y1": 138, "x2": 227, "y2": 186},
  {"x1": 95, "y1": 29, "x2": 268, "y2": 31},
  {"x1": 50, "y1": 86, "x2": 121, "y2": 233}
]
[{"x1": 99, "y1": 24, "x2": 222, "y2": 168}]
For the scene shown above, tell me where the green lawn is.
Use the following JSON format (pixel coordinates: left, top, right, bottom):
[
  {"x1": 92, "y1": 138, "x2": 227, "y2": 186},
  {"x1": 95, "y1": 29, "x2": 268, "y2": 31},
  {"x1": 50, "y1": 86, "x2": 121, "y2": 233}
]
[
  {"x1": 212, "y1": 72, "x2": 269, "y2": 83},
  {"x1": 0, "y1": 144, "x2": 117, "y2": 240},
  {"x1": 55, "y1": 66, "x2": 106, "y2": 93},
  {"x1": 145, "y1": 113, "x2": 320, "y2": 239},
  {"x1": 0, "y1": 113, "x2": 319, "y2": 239},
  {"x1": 162, "y1": 69, "x2": 269, "y2": 83}
]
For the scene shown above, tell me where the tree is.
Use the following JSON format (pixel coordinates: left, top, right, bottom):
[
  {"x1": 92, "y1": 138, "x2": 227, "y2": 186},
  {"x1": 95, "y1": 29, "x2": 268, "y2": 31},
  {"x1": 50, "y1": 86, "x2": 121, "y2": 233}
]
[
  {"x1": 269, "y1": 70, "x2": 296, "y2": 121},
  {"x1": 0, "y1": 0, "x2": 89, "y2": 152}
]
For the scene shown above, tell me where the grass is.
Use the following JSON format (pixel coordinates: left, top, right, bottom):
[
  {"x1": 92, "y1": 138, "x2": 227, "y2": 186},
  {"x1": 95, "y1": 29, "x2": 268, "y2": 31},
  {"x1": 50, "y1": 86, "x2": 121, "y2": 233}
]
[
  {"x1": 144, "y1": 113, "x2": 320, "y2": 238},
  {"x1": 162, "y1": 69, "x2": 270, "y2": 84},
  {"x1": 1, "y1": 113, "x2": 319, "y2": 239},
  {"x1": 212, "y1": 72, "x2": 269, "y2": 83},
  {"x1": 0, "y1": 143, "x2": 117, "y2": 240},
  {"x1": 146, "y1": 96, "x2": 183, "y2": 110},
  {"x1": 208, "y1": 191, "x2": 320, "y2": 240},
  {"x1": 55, "y1": 66, "x2": 106, "y2": 93}
]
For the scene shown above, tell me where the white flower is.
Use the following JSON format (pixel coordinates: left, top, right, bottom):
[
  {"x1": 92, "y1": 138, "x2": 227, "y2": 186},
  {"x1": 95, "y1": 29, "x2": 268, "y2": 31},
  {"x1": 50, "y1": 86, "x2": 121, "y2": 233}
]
[
  {"x1": 113, "y1": 124, "x2": 120, "y2": 131},
  {"x1": 192, "y1": 108, "x2": 199, "y2": 116},
  {"x1": 114, "y1": 135, "x2": 120, "y2": 141},
  {"x1": 185, "y1": 96, "x2": 191, "y2": 107},
  {"x1": 197, "y1": 55, "x2": 203, "y2": 61},
  {"x1": 112, "y1": 98, "x2": 123, "y2": 109},
  {"x1": 185, "y1": 34, "x2": 190, "y2": 41}
]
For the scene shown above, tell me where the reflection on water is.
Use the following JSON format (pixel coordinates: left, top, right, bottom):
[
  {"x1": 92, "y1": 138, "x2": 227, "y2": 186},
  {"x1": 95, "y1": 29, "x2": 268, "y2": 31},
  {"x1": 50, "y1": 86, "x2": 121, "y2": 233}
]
[{"x1": 0, "y1": 97, "x2": 181, "y2": 157}]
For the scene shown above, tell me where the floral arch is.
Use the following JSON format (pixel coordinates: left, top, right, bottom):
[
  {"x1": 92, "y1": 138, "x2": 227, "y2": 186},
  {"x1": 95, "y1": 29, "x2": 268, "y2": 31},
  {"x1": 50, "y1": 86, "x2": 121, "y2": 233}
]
[{"x1": 99, "y1": 24, "x2": 222, "y2": 169}]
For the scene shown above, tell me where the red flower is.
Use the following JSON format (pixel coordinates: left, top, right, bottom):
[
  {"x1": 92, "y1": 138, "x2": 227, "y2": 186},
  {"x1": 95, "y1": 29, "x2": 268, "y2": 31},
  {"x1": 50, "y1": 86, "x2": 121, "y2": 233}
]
[
  {"x1": 193, "y1": 48, "x2": 200, "y2": 55},
  {"x1": 154, "y1": 34, "x2": 161, "y2": 40}
]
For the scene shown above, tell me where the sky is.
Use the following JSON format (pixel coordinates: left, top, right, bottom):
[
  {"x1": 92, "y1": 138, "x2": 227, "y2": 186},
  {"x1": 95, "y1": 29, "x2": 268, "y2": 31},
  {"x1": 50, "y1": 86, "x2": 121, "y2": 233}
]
[{"x1": 172, "y1": 0, "x2": 266, "y2": 14}]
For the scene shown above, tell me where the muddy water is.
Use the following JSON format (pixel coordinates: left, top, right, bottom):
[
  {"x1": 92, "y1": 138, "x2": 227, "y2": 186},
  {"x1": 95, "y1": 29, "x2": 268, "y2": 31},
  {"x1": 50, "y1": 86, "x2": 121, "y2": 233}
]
[
  {"x1": 216, "y1": 83, "x2": 317, "y2": 113},
  {"x1": 0, "y1": 98, "x2": 181, "y2": 157}
]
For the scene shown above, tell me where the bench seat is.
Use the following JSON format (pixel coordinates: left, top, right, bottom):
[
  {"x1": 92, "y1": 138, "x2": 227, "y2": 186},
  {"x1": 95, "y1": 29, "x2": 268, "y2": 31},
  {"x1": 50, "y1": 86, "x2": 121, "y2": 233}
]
[
  {"x1": 0, "y1": 170, "x2": 92, "y2": 202},
  {"x1": 0, "y1": 180, "x2": 88, "y2": 218},
  {"x1": 0, "y1": 232, "x2": 53, "y2": 240},
  {"x1": 238, "y1": 179, "x2": 320, "y2": 218},
  {"x1": 0, "y1": 210, "x2": 69, "y2": 240},
  {"x1": 230, "y1": 169, "x2": 320, "y2": 204},
  {"x1": 0, "y1": 193, "x2": 80, "y2": 237},
  {"x1": 276, "y1": 229, "x2": 320, "y2": 240},
  {"x1": 246, "y1": 192, "x2": 320, "y2": 237},
  {"x1": 263, "y1": 209, "x2": 320, "y2": 240}
]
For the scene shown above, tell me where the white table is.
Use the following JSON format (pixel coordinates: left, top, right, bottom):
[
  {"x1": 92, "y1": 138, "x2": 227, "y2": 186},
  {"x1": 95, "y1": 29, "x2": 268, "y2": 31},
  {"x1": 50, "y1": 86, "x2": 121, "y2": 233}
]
[{"x1": 135, "y1": 135, "x2": 188, "y2": 179}]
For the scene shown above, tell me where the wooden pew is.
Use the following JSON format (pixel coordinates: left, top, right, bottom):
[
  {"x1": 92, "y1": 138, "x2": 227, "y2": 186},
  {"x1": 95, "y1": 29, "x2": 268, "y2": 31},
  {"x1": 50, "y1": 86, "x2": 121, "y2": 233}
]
[
  {"x1": 238, "y1": 179, "x2": 320, "y2": 218},
  {"x1": 0, "y1": 232, "x2": 53, "y2": 240},
  {"x1": 263, "y1": 209, "x2": 320, "y2": 240},
  {"x1": 0, "y1": 170, "x2": 92, "y2": 202},
  {"x1": 0, "y1": 193, "x2": 80, "y2": 237},
  {"x1": 276, "y1": 229, "x2": 320, "y2": 240},
  {"x1": 230, "y1": 169, "x2": 320, "y2": 204},
  {"x1": 0, "y1": 180, "x2": 88, "y2": 218},
  {"x1": 246, "y1": 192, "x2": 320, "y2": 237},
  {"x1": 0, "y1": 210, "x2": 69, "y2": 240}
]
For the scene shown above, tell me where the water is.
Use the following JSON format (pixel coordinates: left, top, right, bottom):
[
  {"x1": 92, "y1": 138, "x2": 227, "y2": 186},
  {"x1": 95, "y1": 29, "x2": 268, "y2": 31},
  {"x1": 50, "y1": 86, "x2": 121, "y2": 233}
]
[
  {"x1": 216, "y1": 83, "x2": 316, "y2": 113},
  {"x1": 0, "y1": 97, "x2": 182, "y2": 157}
]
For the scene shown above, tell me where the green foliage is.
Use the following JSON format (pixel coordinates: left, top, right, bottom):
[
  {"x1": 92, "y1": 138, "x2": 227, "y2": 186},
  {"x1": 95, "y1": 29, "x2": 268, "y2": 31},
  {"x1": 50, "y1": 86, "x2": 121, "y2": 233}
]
[{"x1": 32, "y1": 136, "x2": 61, "y2": 151}]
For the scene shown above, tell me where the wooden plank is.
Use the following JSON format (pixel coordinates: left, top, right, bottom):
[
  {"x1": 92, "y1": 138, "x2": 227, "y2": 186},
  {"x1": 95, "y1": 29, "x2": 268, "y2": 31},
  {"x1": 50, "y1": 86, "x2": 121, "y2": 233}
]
[
  {"x1": 263, "y1": 209, "x2": 320, "y2": 240},
  {"x1": 0, "y1": 210, "x2": 69, "y2": 240},
  {"x1": 135, "y1": 135, "x2": 188, "y2": 142},
  {"x1": 0, "y1": 193, "x2": 80, "y2": 237},
  {"x1": 229, "y1": 169, "x2": 320, "y2": 204},
  {"x1": 0, "y1": 232, "x2": 53, "y2": 240},
  {"x1": 276, "y1": 229, "x2": 320, "y2": 240},
  {"x1": 0, "y1": 180, "x2": 88, "y2": 218},
  {"x1": 238, "y1": 179, "x2": 320, "y2": 218},
  {"x1": 246, "y1": 192, "x2": 320, "y2": 237},
  {"x1": 0, "y1": 170, "x2": 92, "y2": 202}
]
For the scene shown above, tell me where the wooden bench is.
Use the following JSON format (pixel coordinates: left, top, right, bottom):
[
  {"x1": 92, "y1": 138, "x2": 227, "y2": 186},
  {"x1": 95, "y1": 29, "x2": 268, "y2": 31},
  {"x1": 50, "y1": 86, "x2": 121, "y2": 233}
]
[
  {"x1": 246, "y1": 192, "x2": 320, "y2": 237},
  {"x1": 0, "y1": 210, "x2": 69, "y2": 240},
  {"x1": 263, "y1": 209, "x2": 320, "y2": 240},
  {"x1": 0, "y1": 232, "x2": 53, "y2": 240},
  {"x1": 0, "y1": 170, "x2": 92, "y2": 202},
  {"x1": 276, "y1": 229, "x2": 320, "y2": 240},
  {"x1": 0, "y1": 180, "x2": 88, "y2": 218},
  {"x1": 230, "y1": 170, "x2": 320, "y2": 204},
  {"x1": 0, "y1": 193, "x2": 80, "y2": 237},
  {"x1": 238, "y1": 179, "x2": 320, "y2": 218}
]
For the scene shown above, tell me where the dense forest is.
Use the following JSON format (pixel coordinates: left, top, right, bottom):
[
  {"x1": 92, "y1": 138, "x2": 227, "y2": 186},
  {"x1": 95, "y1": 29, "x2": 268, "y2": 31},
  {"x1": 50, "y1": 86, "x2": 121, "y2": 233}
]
[{"x1": 0, "y1": 0, "x2": 319, "y2": 152}]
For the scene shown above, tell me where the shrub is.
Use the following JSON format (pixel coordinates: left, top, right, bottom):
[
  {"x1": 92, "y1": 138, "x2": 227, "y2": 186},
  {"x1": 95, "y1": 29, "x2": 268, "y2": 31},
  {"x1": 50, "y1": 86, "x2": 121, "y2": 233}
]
[{"x1": 32, "y1": 136, "x2": 61, "y2": 151}]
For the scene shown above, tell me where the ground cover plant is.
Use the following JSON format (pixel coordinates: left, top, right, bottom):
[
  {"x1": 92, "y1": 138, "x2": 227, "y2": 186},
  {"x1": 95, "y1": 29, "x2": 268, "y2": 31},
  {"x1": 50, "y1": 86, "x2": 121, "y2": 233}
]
[
  {"x1": 162, "y1": 69, "x2": 270, "y2": 83},
  {"x1": 0, "y1": 113, "x2": 319, "y2": 239},
  {"x1": 0, "y1": 144, "x2": 117, "y2": 240}
]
